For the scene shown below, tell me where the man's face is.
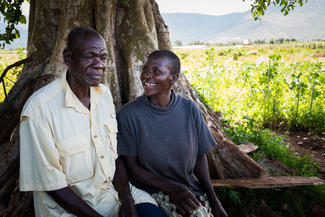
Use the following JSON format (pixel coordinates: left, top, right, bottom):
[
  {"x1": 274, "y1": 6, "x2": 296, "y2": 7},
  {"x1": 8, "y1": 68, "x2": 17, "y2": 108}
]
[
  {"x1": 67, "y1": 34, "x2": 108, "y2": 87},
  {"x1": 140, "y1": 55, "x2": 178, "y2": 97}
]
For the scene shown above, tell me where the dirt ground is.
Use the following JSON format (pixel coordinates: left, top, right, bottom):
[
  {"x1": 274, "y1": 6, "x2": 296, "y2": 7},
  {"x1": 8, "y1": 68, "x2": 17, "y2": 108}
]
[{"x1": 284, "y1": 131, "x2": 325, "y2": 177}]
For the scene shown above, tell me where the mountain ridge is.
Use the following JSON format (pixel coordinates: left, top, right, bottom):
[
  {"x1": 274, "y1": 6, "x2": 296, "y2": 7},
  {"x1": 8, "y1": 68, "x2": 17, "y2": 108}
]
[{"x1": 162, "y1": 0, "x2": 325, "y2": 44}]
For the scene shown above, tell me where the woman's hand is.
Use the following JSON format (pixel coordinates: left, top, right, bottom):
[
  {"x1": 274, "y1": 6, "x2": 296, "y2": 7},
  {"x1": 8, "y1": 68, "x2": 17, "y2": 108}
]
[
  {"x1": 210, "y1": 199, "x2": 228, "y2": 217},
  {"x1": 118, "y1": 198, "x2": 138, "y2": 217},
  {"x1": 167, "y1": 184, "x2": 200, "y2": 215}
]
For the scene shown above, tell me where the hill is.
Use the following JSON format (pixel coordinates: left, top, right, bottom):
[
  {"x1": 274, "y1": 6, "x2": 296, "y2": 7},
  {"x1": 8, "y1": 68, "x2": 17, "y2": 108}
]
[{"x1": 162, "y1": 0, "x2": 325, "y2": 44}]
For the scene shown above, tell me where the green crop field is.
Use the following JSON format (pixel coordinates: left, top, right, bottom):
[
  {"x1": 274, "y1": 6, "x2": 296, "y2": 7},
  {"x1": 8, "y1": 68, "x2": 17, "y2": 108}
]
[{"x1": 176, "y1": 42, "x2": 325, "y2": 134}]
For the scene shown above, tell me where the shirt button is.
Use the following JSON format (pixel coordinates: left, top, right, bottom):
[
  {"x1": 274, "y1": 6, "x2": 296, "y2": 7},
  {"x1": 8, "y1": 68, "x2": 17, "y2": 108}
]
[{"x1": 100, "y1": 155, "x2": 104, "y2": 159}]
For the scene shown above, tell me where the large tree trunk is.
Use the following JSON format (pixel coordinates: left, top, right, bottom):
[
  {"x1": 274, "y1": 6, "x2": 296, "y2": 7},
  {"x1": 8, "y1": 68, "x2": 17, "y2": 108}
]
[{"x1": 0, "y1": 0, "x2": 265, "y2": 215}]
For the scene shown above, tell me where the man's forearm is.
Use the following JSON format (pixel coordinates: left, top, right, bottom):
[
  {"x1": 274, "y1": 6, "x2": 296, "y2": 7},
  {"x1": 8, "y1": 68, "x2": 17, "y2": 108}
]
[
  {"x1": 47, "y1": 187, "x2": 103, "y2": 217},
  {"x1": 113, "y1": 157, "x2": 133, "y2": 203}
]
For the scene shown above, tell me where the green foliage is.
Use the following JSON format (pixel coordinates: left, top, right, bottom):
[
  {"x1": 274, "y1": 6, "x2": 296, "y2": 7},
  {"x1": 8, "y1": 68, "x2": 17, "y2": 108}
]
[
  {"x1": 0, "y1": 0, "x2": 26, "y2": 47},
  {"x1": 216, "y1": 185, "x2": 325, "y2": 217},
  {"x1": 243, "y1": 0, "x2": 308, "y2": 20},
  {"x1": 181, "y1": 44, "x2": 325, "y2": 134},
  {"x1": 174, "y1": 40, "x2": 182, "y2": 46},
  {"x1": 223, "y1": 116, "x2": 319, "y2": 177},
  {"x1": 188, "y1": 41, "x2": 208, "y2": 46}
]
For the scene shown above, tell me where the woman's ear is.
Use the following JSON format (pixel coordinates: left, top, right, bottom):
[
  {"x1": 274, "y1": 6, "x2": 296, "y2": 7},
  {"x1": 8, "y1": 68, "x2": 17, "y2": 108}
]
[
  {"x1": 170, "y1": 73, "x2": 179, "y2": 85},
  {"x1": 63, "y1": 49, "x2": 71, "y2": 66}
]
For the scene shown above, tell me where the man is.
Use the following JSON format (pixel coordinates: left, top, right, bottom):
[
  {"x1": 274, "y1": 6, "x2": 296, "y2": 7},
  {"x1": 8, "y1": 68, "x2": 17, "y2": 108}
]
[{"x1": 19, "y1": 26, "x2": 163, "y2": 217}]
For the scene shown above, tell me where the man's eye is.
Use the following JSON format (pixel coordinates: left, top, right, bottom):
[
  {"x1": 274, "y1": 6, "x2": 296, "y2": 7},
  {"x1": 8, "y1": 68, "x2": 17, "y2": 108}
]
[{"x1": 100, "y1": 56, "x2": 107, "y2": 61}]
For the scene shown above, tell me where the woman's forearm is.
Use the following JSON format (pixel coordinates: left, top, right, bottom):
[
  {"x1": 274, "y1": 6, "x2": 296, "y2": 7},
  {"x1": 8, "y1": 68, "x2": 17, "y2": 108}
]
[
  {"x1": 194, "y1": 154, "x2": 228, "y2": 217},
  {"x1": 193, "y1": 154, "x2": 218, "y2": 202},
  {"x1": 121, "y1": 155, "x2": 176, "y2": 194},
  {"x1": 122, "y1": 155, "x2": 201, "y2": 215}
]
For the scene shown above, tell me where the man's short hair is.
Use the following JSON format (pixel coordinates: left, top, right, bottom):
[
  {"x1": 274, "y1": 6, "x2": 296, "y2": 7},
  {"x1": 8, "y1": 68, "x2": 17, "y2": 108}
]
[
  {"x1": 66, "y1": 26, "x2": 101, "y2": 51},
  {"x1": 148, "y1": 50, "x2": 181, "y2": 75}
]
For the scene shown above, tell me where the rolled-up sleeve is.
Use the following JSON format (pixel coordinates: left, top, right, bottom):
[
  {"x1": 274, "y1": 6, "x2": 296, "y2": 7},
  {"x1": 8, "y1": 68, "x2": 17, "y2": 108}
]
[
  {"x1": 19, "y1": 115, "x2": 68, "y2": 191},
  {"x1": 192, "y1": 103, "x2": 217, "y2": 155}
]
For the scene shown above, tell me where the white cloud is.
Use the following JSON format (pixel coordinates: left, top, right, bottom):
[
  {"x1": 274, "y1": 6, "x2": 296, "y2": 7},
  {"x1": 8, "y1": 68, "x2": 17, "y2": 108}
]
[{"x1": 155, "y1": 0, "x2": 251, "y2": 15}]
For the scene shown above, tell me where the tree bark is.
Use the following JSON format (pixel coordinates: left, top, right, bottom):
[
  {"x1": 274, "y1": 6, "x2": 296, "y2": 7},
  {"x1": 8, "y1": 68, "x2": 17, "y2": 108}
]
[{"x1": 0, "y1": 0, "x2": 266, "y2": 215}]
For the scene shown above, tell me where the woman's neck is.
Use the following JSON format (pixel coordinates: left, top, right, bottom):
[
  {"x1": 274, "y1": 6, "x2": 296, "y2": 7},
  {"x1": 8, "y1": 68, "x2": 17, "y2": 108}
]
[{"x1": 148, "y1": 91, "x2": 172, "y2": 107}]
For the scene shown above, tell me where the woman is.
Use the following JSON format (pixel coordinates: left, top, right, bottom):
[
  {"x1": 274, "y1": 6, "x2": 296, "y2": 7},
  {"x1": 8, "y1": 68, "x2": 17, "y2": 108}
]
[{"x1": 117, "y1": 50, "x2": 228, "y2": 217}]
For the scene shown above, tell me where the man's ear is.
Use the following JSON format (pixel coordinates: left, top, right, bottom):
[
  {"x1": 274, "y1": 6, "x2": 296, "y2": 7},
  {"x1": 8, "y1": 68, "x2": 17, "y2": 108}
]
[
  {"x1": 170, "y1": 73, "x2": 179, "y2": 85},
  {"x1": 63, "y1": 49, "x2": 71, "y2": 66}
]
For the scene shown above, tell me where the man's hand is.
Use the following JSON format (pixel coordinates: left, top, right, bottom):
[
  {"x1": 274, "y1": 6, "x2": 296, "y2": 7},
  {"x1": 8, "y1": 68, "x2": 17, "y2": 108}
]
[
  {"x1": 47, "y1": 187, "x2": 103, "y2": 217},
  {"x1": 118, "y1": 197, "x2": 138, "y2": 217},
  {"x1": 113, "y1": 157, "x2": 138, "y2": 217},
  {"x1": 166, "y1": 184, "x2": 200, "y2": 215}
]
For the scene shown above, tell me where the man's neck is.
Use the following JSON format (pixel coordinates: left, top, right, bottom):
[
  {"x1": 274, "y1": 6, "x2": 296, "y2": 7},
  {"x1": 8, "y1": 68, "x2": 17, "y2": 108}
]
[{"x1": 67, "y1": 71, "x2": 91, "y2": 109}]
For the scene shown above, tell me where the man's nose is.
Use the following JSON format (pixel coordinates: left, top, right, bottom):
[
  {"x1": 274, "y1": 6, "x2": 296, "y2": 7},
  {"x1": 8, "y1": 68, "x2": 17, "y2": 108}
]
[{"x1": 93, "y1": 57, "x2": 105, "y2": 69}]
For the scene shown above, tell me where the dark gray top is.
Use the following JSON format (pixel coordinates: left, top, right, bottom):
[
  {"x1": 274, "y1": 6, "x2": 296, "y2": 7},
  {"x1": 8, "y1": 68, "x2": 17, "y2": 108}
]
[{"x1": 117, "y1": 92, "x2": 216, "y2": 196}]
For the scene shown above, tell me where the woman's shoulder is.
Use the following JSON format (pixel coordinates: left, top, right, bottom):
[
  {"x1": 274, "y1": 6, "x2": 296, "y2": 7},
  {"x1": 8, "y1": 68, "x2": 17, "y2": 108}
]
[
  {"x1": 176, "y1": 94, "x2": 200, "y2": 111},
  {"x1": 118, "y1": 95, "x2": 145, "y2": 117}
]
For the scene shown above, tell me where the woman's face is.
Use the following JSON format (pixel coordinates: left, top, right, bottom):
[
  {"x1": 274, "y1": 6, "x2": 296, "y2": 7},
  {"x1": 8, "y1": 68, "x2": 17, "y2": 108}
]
[{"x1": 140, "y1": 55, "x2": 178, "y2": 98}]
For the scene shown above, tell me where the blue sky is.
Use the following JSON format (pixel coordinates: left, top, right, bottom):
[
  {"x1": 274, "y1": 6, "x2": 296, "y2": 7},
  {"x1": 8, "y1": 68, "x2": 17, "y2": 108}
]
[{"x1": 155, "y1": 0, "x2": 251, "y2": 15}]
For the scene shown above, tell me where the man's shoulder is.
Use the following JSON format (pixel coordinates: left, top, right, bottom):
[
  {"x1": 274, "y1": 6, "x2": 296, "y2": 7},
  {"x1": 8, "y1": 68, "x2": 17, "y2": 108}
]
[{"x1": 21, "y1": 78, "x2": 63, "y2": 118}]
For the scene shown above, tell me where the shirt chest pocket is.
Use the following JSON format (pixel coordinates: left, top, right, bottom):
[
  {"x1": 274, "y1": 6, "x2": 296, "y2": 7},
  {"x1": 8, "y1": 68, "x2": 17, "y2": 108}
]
[
  {"x1": 56, "y1": 135, "x2": 93, "y2": 184},
  {"x1": 103, "y1": 115, "x2": 118, "y2": 159}
]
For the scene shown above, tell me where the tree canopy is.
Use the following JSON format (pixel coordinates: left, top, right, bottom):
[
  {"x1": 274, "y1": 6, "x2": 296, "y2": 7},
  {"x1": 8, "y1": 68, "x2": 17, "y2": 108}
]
[
  {"x1": 244, "y1": 0, "x2": 308, "y2": 20},
  {"x1": 0, "y1": 0, "x2": 308, "y2": 47},
  {"x1": 0, "y1": 0, "x2": 26, "y2": 47}
]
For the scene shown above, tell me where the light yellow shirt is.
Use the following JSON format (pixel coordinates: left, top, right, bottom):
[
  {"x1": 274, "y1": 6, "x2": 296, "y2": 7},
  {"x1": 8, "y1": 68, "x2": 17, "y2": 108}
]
[{"x1": 19, "y1": 71, "x2": 156, "y2": 217}]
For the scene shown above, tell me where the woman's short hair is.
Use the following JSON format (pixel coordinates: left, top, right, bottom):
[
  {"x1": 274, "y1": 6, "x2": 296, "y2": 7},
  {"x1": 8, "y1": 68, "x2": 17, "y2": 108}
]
[{"x1": 148, "y1": 50, "x2": 181, "y2": 75}]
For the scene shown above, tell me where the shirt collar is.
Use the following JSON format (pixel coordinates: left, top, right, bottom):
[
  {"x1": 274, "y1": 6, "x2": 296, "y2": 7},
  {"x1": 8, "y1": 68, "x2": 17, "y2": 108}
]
[{"x1": 62, "y1": 70, "x2": 105, "y2": 113}]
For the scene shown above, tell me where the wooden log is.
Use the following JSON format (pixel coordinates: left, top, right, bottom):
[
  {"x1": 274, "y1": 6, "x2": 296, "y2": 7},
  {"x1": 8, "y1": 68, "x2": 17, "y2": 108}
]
[
  {"x1": 209, "y1": 129, "x2": 267, "y2": 178},
  {"x1": 237, "y1": 142, "x2": 259, "y2": 154},
  {"x1": 211, "y1": 176, "x2": 325, "y2": 189}
]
